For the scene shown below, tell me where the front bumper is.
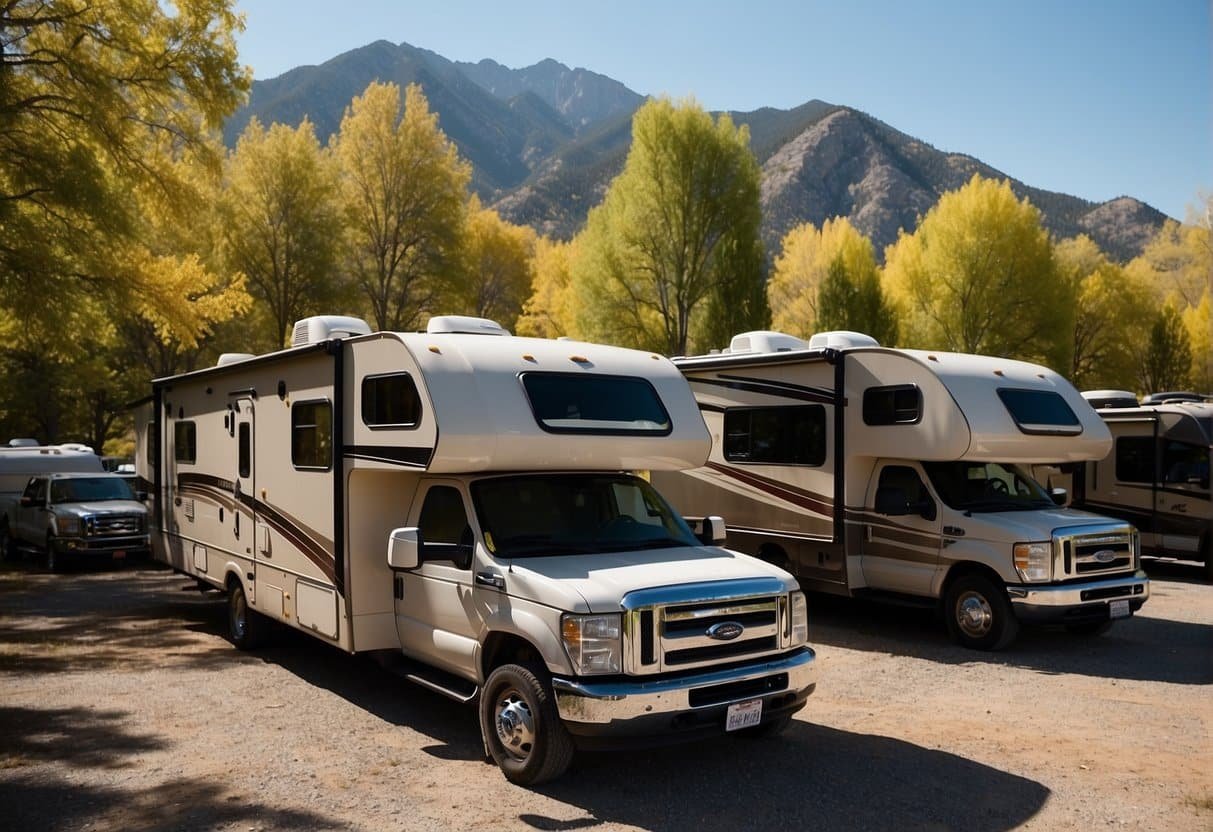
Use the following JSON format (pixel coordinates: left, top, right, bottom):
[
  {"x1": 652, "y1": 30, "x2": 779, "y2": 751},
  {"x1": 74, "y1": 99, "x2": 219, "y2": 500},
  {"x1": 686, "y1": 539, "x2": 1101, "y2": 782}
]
[
  {"x1": 54, "y1": 535, "x2": 151, "y2": 556},
  {"x1": 551, "y1": 647, "x2": 816, "y2": 744},
  {"x1": 1008, "y1": 571, "x2": 1150, "y2": 624}
]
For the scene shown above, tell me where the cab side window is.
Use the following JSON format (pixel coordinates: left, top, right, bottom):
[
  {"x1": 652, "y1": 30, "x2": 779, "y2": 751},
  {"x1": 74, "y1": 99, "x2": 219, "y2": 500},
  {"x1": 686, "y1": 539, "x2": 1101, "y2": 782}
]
[
  {"x1": 22, "y1": 478, "x2": 46, "y2": 503},
  {"x1": 417, "y1": 486, "x2": 472, "y2": 567},
  {"x1": 877, "y1": 466, "x2": 929, "y2": 505}
]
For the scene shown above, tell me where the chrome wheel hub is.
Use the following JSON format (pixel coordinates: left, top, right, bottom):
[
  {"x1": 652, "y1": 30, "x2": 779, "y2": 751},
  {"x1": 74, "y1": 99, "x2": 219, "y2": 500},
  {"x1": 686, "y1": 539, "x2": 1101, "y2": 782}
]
[
  {"x1": 957, "y1": 591, "x2": 993, "y2": 638},
  {"x1": 232, "y1": 593, "x2": 247, "y2": 639},
  {"x1": 494, "y1": 692, "x2": 535, "y2": 761}
]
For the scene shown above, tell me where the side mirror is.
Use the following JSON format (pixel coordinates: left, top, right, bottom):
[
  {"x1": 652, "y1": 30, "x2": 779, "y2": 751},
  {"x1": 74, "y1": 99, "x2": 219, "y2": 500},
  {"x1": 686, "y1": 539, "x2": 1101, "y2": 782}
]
[
  {"x1": 135, "y1": 491, "x2": 149, "y2": 502},
  {"x1": 387, "y1": 527, "x2": 420, "y2": 571},
  {"x1": 1049, "y1": 487, "x2": 1068, "y2": 506},
  {"x1": 19, "y1": 496, "x2": 42, "y2": 508},
  {"x1": 697, "y1": 515, "x2": 727, "y2": 546}
]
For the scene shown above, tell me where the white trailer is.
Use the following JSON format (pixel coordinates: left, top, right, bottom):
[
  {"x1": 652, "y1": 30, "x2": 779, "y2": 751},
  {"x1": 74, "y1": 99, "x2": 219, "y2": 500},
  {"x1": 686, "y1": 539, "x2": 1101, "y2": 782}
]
[
  {"x1": 136, "y1": 316, "x2": 816, "y2": 784},
  {"x1": 654, "y1": 330, "x2": 1149, "y2": 650}
]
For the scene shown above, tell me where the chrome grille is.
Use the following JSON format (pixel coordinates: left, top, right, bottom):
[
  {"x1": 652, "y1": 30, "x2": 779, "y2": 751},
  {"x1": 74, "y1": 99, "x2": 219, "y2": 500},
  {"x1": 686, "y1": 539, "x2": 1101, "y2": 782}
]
[
  {"x1": 621, "y1": 578, "x2": 790, "y2": 675},
  {"x1": 1054, "y1": 523, "x2": 1137, "y2": 579},
  {"x1": 85, "y1": 514, "x2": 144, "y2": 536}
]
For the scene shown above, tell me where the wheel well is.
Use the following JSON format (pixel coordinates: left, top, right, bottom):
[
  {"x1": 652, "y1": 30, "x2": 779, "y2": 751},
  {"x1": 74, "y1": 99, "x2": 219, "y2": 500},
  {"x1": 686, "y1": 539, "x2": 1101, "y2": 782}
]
[
  {"x1": 224, "y1": 571, "x2": 242, "y2": 593},
  {"x1": 757, "y1": 542, "x2": 790, "y2": 569},
  {"x1": 480, "y1": 632, "x2": 542, "y2": 678},
  {"x1": 940, "y1": 561, "x2": 1006, "y2": 601}
]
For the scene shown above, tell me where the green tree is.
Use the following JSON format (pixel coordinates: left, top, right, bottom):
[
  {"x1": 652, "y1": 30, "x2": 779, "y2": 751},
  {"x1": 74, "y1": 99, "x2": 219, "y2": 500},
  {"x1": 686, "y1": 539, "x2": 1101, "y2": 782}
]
[
  {"x1": 1056, "y1": 235, "x2": 1154, "y2": 389},
  {"x1": 1181, "y1": 295, "x2": 1211, "y2": 392},
  {"x1": 1138, "y1": 303, "x2": 1193, "y2": 392},
  {"x1": 572, "y1": 97, "x2": 764, "y2": 354},
  {"x1": 218, "y1": 118, "x2": 344, "y2": 350},
  {"x1": 332, "y1": 82, "x2": 471, "y2": 332},
  {"x1": 884, "y1": 175, "x2": 1071, "y2": 368},
  {"x1": 815, "y1": 257, "x2": 900, "y2": 344},
  {"x1": 0, "y1": 0, "x2": 248, "y2": 326}
]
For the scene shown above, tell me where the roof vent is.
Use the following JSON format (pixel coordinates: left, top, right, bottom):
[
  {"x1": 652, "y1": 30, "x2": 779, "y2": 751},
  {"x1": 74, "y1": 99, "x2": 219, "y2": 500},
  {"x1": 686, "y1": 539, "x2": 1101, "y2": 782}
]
[
  {"x1": 216, "y1": 353, "x2": 256, "y2": 367},
  {"x1": 291, "y1": 315, "x2": 372, "y2": 347},
  {"x1": 7, "y1": 438, "x2": 39, "y2": 448},
  {"x1": 807, "y1": 330, "x2": 879, "y2": 350},
  {"x1": 426, "y1": 315, "x2": 509, "y2": 336},
  {"x1": 726, "y1": 331, "x2": 810, "y2": 354}
]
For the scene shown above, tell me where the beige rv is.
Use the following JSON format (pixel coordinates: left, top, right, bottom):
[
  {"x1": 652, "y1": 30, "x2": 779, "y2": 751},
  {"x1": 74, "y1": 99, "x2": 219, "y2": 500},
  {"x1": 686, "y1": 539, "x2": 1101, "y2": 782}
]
[
  {"x1": 1058, "y1": 393, "x2": 1211, "y2": 580},
  {"x1": 136, "y1": 316, "x2": 817, "y2": 785},
  {"x1": 654, "y1": 330, "x2": 1149, "y2": 650}
]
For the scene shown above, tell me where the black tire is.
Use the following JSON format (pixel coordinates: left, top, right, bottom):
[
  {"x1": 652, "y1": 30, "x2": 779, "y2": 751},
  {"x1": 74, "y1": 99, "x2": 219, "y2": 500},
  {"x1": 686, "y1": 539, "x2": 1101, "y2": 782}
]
[
  {"x1": 736, "y1": 714, "x2": 792, "y2": 739},
  {"x1": 227, "y1": 580, "x2": 266, "y2": 650},
  {"x1": 45, "y1": 533, "x2": 65, "y2": 573},
  {"x1": 1065, "y1": 619, "x2": 1114, "y2": 636},
  {"x1": 944, "y1": 573, "x2": 1019, "y2": 651},
  {"x1": 1202, "y1": 536, "x2": 1213, "y2": 583},
  {"x1": 480, "y1": 661, "x2": 575, "y2": 786},
  {"x1": 0, "y1": 524, "x2": 14, "y2": 563}
]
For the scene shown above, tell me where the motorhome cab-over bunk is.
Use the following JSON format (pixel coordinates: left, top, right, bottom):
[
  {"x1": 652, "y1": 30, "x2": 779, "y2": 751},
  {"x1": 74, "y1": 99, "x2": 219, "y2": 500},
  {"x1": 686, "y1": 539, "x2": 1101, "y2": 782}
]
[
  {"x1": 653, "y1": 330, "x2": 1150, "y2": 650},
  {"x1": 136, "y1": 315, "x2": 817, "y2": 785}
]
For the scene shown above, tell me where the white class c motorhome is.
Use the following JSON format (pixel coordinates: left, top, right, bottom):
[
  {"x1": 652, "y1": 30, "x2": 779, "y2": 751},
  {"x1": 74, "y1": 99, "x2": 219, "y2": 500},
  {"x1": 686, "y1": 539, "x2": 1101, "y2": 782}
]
[
  {"x1": 136, "y1": 315, "x2": 817, "y2": 785},
  {"x1": 653, "y1": 330, "x2": 1150, "y2": 650},
  {"x1": 1050, "y1": 392, "x2": 1211, "y2": 580}
]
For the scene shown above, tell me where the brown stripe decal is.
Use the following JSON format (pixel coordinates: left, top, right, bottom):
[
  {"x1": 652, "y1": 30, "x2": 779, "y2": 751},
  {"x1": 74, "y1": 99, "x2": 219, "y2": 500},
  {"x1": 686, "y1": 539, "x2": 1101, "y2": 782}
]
[{"x1": 705, "y1": 461, "x2": 834, "y2": 517}]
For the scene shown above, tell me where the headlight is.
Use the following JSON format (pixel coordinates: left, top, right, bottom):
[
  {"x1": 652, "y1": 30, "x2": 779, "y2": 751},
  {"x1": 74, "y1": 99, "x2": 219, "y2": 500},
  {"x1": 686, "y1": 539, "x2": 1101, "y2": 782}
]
[
  {"x1": 561, "y1": 613, "x2": 622, "y2": 675},
  {"x1": 57, "y1": 516, "x2": 81, "y2": 536},
  {"x1": 789, "y1": 591, "x2": 809, "y2": 646},
  {"x1": 1013, "y1": 541, "x2": 1052, "y2": 582}
]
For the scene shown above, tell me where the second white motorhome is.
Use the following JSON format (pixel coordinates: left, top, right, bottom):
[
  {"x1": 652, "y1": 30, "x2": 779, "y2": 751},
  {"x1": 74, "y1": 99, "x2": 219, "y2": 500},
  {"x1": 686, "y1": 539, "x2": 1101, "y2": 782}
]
[
  {"x1": 137, "y1": 316, "x2": 817, "y2": 785},
  {"x1": 654, "y1": 330, "x2": 1149, "y2": 650}
]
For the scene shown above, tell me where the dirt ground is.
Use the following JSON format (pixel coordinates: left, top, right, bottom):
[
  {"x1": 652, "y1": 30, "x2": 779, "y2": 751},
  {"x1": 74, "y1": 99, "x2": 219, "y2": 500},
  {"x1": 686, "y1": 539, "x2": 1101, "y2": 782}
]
[{"x1": 0, "y1": 558, "x2": 1210, "y2": 832}]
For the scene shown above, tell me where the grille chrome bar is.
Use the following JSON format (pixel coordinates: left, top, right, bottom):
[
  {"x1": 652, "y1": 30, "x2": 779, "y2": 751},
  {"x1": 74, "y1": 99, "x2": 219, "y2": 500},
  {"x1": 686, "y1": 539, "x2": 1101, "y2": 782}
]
[{"x1": 1053, "y1": 522, "x2": 1137, "y2": 580}]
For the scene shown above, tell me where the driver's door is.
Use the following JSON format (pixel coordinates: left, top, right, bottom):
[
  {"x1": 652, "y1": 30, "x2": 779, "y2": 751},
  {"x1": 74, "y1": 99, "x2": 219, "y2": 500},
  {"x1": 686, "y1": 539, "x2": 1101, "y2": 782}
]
[
  {"x1": 861, "y1": 462, "x2": 942, "y2": 595},
  {"x1": 394, "y1": 480, "x2": 484, "y2": 677}
]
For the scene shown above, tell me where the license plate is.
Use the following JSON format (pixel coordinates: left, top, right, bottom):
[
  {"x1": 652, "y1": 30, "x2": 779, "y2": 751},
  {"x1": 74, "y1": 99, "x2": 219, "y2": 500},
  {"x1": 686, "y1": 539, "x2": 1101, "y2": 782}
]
[
  {"x1": 112, "y1": 550, "x2": 126, "y2": 560},
  {"x1": 1109, "y1": 599, "x2": 1130, "y2": 619},
  {"x1": 726, "y1": 699, "x2": 763, "y2": 732}
]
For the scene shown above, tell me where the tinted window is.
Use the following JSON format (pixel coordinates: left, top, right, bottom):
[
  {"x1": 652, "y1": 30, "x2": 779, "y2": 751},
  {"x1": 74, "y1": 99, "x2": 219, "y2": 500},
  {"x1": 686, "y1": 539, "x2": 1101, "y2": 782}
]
[
  {"x1": 238, "y1": 423, "x2": 251, "y2": 479},
  {"x1": 724, "y1": 406, "x2": 826, "y2": 465},
  {"x1": 291, "y1": 401, "x2": 332, "y2": 470},
  {"x1": 50, "y1": 477, "x2": 134, "y2": 503},
  {"x1": 1161, "y1": 440, "x2": 1209, "y2": 487},
  {"x1": 417, "y1": 486, "x2": 471, "y2": 563},
  {"x1": 522, "y1": 373, "x2": 671, "y2": 435},
  {"x1": 997, "y1": 389, "x2": 1081, "y2": 435},
  {"x1": 1115, "y1": 436, "x2": 1155, "y2": 483},
  {"x1": 174, "y1": 421, "x2": 196, "y2": 464},
  {"x1": 863, "y1": 385, "x2": 922, "y2": 425},
  {"x1": 362, "y1": 373, "x2": 422, "y2": 428},
  {"x1": 878, "y1": 465, "x2": 930, "y2": 504}
]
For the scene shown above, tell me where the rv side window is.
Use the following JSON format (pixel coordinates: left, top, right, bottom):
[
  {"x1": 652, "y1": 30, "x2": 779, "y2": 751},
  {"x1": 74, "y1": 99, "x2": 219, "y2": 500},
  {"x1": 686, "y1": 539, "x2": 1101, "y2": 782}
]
[
  {"x1": 238, "y1": 423, "x2": 251, "y2": 479},
  {"x1": 863, "y1": 385, "x2": 922, "y2": 425},
  {"x1": 1161, "y1": 440, "x2": 1209, "y2": 487},
  {"x1": 723, "y1": 406, "x2": 826, "y2": 465},
  {"x1": 996, "y1": 389, "x2": 1081, "y2": 435},
  {"x1": 174, "y1": 421, "x2": 196, "y2": 464},
  {"x1": 291, "y1": 401, "x2": 332, "y2": 470},
  {"x1": 521, "y1": 373, "x2": 671, "y2": 435},
  {"x1": 362, "y1": 373, "x2": 422, "y2": 429},
  {"x1": 1115, "y1": 436, "x2": 1155, "y2": 483}
]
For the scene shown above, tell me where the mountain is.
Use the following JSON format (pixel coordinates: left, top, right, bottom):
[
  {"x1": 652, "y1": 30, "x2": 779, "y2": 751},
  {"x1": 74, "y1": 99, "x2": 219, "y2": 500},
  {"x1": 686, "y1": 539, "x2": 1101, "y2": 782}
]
[{"x1": 227, "y1": 42, "x2": 1170, "y2": 262}]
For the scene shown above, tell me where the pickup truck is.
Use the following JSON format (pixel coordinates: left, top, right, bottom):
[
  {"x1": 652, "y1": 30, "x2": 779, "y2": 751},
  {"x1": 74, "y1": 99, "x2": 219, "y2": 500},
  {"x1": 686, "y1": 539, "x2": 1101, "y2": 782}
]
[{"x1": 1, "y1": 473, "x2": 150, "y2": 571}]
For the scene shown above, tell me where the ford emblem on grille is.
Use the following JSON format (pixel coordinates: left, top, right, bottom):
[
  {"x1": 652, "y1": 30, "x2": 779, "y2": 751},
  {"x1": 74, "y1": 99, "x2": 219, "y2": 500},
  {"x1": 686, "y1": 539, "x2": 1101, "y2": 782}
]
[
  {"x1": 1093, "y1": 549, "x2": 1117, "y2": 563},
  {"x1": 706, "y1": 621, "x2": 744, "y2": 641}
]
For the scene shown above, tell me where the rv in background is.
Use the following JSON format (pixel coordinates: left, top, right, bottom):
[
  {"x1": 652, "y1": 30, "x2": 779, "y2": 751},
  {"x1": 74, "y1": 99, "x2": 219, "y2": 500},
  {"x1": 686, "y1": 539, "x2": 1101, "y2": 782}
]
[
  {"x1": 654, "y1": 330, "x2": 1149, "y2": 651},
  {"x1": 136, "y1": 315, "x2": 817, "y2": 785},
  {"x1": 0, "y1": 442, "x2": 103, "y2": 562},
  {"x1": 1044, "y1": 392, "x2": 1211, "y2": 580}
]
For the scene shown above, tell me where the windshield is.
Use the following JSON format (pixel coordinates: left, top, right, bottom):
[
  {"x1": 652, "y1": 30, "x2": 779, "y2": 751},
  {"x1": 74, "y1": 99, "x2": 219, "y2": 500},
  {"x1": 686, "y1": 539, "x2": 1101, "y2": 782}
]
[
  {"x1": 922, "y1": 461, "x2": 1054, "y2": 512},
  {"x1": 49, "y1": 477, "x2": 134, "y2": 503},
  {"x1": 470, "y1": 474, "x2": 698, "y2": 558}
]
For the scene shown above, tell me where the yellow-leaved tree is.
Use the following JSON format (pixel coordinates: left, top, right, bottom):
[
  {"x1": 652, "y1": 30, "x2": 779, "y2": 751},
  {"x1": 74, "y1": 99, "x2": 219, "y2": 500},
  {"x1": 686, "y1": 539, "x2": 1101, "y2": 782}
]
[
  {"x1": 883, "y1": 175, "x2": 1071, "y2": 369},
  {"x1": 448, "y1": 198, "x2": 536, "y2": 331},
  {"x1": 516, "y1": 238, "x2": 580, "y2": 338},
  {"x1": 332, "y1": 82, "x2": 471, "y2": 332}
]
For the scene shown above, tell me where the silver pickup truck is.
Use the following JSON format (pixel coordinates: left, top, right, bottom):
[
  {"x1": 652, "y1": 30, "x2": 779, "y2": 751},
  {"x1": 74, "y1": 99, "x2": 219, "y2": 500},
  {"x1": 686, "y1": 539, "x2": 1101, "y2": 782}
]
[{"x1": 1, "y1": 472, "x2": 150, "y2": 571}]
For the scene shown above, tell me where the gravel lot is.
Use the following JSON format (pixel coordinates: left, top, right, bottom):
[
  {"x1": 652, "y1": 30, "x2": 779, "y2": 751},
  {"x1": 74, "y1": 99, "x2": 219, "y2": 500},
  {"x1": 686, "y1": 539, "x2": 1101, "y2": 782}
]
[{"x1": 1, "y1": 559, "x2": 1210, "y2": 832}]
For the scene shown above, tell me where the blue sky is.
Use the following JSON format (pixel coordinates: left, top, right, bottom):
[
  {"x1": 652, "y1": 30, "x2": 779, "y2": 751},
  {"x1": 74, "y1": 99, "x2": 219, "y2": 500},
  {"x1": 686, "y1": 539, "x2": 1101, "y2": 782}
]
[{"x1": 235, "y1": 0, "x2": 1210, "y2": 220}]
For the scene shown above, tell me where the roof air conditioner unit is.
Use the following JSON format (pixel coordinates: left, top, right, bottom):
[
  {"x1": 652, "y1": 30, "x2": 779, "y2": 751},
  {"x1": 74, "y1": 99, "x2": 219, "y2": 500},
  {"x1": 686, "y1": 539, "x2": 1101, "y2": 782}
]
[
  {"x1": 291, "y1": 316, "x2": 373, "y2": 347},
  {"x1": 807, "y1": 331, "x2": 879, "y2": 350},
  {"x1": 426, "y1": 315, "x2": 509, "y2": 336},
  {"x1": 728, "y1": 331, "x2": 811, "y2": 354},
  {"x1": 216, "y1": 353, "x2": 256, "y2": 367}
]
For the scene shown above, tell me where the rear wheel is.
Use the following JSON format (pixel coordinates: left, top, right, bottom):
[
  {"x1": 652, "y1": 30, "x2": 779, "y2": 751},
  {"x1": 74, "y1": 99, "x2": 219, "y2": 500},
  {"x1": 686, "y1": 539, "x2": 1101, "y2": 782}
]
[
  {"x1": 227, "y1": 580, "x2": 266, "y2": 649},
  {"x1": 480, "y1": 661, "x2": 574, "y2": 786},
  {"x1": 944, "y1": 573, "x2": 1019, "y2": 651}
]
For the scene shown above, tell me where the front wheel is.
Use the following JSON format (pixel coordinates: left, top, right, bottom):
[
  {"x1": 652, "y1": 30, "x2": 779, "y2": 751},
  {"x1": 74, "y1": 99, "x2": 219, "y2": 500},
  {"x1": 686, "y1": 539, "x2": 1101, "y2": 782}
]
[
  {"x1": 227, "y1": 581, "x2": 266, "y2": 650},
  {"x1": 0, "y1": 524, "x2": 14, "y2": 562},
  {"x1": 944, "y1": 574, "x2": 1019, "y2": 651},
  {"x1": 45, "y1": 534, "x2": 65, "y2": 573},
  {"x1": 480, "y1": 662, "x2": 574, "y2": 786}
]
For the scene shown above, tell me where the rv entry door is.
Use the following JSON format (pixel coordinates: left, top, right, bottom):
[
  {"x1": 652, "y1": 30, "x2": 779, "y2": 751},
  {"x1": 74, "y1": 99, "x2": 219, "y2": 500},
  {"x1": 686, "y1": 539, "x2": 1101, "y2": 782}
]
[
  {"x1": 862, "y1": 462, "x2": 943, "y2": 596},
  {"x1": 232, "y1": 397, "x2": 259, "y2": 558}
]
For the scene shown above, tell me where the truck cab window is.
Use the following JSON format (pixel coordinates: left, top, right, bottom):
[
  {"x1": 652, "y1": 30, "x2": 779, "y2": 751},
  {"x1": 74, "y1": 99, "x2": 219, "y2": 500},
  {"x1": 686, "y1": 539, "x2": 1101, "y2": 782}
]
[
  {"x1": 418, "y1": 486, "x2": 472, "y2": 564},
  {"x1": 877, "y1": 466, "x2": 929, "y2": 505}
]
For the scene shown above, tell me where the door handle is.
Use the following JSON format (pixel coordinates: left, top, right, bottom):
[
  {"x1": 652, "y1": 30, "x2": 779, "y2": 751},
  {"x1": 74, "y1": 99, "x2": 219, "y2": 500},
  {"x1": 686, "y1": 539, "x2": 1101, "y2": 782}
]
[{"x1": 475, "y1": 572, "x2": 505, "y2": 590}]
